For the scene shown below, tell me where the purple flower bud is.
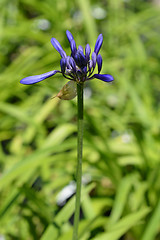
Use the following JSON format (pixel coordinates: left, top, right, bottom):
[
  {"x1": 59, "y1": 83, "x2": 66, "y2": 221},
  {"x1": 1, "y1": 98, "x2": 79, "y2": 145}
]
[
  {"x1": 69, "y1": 57, "x2": 76, "y2": 72},
  {"x1": 74, "y1": 50, "x2": 87, "y2": 67},
  {"x1": 97, "y1": 54, "x2": 102, "y2": 73},
  {"x1": 88, "y1": 60, "x2": 93, "y2": 71},
  {"x1": 20, "y1": 70, "x2": 60, "y2": 85},
  {"x1": 60, "y1": 58, "x2": 66, "y2": 73},
  {"x1": 94, "y1": 34, "x2": 103, "y2": 55},
  {"x1": 78, "y1": 45, "x2": 84, "y2": 53},
  {"x1": 82, "y1": 66, "x2": 87, "y2": 74},
  {"x1": 51, "y1": 38, "x2": 66, "y2": 58},
  {"x1": 94, "y1": 74, "x2": 114, "y2": 82},
  {"x1": 70, "y1": 40, "x2": 77, "y2": 56},
  {"x1": 66, "y1": 56, "x2": 71, "y2": 69},
  {"x1": 66, "y1": 30, "x2": 77, "y2": 56},
  {"x1": 85, "y1": 44, "x2": 91, "y2": 62},
  {"x1": 92, "y1": 52, "x2": 97, "y2": 69},
  {"x1": 66, "y1": 30, "x2": 74, "y2": 43}
]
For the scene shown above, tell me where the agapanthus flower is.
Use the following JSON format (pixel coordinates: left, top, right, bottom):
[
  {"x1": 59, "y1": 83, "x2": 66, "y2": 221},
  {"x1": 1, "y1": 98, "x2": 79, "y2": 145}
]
[{"x1": 20, "y1": 30, "x2": 114, "y2": 99}]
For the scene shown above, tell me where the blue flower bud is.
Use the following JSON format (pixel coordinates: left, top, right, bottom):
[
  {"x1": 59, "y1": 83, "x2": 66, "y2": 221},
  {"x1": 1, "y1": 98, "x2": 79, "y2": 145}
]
[
  {"x1": 60, "y1": 58, "x2": 66, "y2": 74},
  {"x1": 69, "y1": 57, "x2": 77, "y2": 72},
  {"x1": 97, "y1": 54, "x2": 102, "y2": 73},
  {"x1": 85, "y1": 44, "x2": 91, "y2": 62},
  {"x1": 94, "y1": 34, "x2": 103, "y2": 55},
  {"x1": 66, "y1": 30, "x2": 77, "y2": 56},
  {"x1": 51, "y1": 38, "x2": 66, "y2": 58},
  {"x1": 92, "y1": 52, "x2": 97, "y2": 69},
  {"x1": 74, "y1": 50, "x2": 87, "y2": 68}
]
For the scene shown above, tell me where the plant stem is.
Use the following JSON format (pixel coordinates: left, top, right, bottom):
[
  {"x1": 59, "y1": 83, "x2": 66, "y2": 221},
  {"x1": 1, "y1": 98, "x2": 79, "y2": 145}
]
[{"x1": 72, "y1": 82, "x2": 84, "y2": 240}]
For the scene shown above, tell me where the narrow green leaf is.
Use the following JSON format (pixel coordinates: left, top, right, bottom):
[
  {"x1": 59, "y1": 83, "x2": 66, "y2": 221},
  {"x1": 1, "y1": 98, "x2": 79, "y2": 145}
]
[
  {"x1": 142, "y1": 199, "x2": 160, "y2": 240},
  {"x1": 108, "y1": 174, "x2": 138, "y2": 226},
  {"x1": 40, "y1": 225, "x2": 59, "y2": 240},
  {"x1": 92, "y1": 208, "x2": 150, "y2": 240}
]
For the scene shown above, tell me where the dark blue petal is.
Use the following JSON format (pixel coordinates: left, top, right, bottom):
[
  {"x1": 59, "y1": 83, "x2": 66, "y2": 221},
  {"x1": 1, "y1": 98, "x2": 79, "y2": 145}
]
[
  {"x1": 82, "y1": 66, "x2": 87, "y2": 74},
  {"x1": 94, "y1": 74, "x2": 114, "y2": 82},
  {"x1": 78, "y1": 45, "x2": 83, "y2": 53},
  {"x1": 97, "y1": 54, "x2": 102, "y2": 73},
  {"x1": 66, "y1": 56, "x2": 71, "y2": 69},
  {"x1": 60, "y1": 58, "x2": 66, "y2": 73},
  {"x1": 20, "y1": 70, "x2": 60, "y2": 85},
  {"x1": 88, "y1": 60, "x2": 93, "y2": 71},
  {"x1": 51, "y1": 38, "x2": 66, "y2": 58},
  {"x1": 92, "y1": 52, "x2": 97, "y2": 69},
  {"x1": 69, "y1": 57, "x2": 76, "y2": 72},
  {"x1": 66, "y1": 30, "x2": 77, "y2": 56},
  {"x1": 66, "y1": 30, "x2": 74, "y2": 43},
  {"x1": 70, "y1": 40, "x2": 77, "y2": 56},
  {"x1": 74, "y1": 50, "x2": 87, "y2": 67},
  {"x1": 79, "y1": 50, "x2": 86, "y2": 64},
  {"x1": 94, "y1": 34, "x2": 103, "y2": 55},
  {"x1": 85, "y1": 44, "x2": 91, "y2": 62}
]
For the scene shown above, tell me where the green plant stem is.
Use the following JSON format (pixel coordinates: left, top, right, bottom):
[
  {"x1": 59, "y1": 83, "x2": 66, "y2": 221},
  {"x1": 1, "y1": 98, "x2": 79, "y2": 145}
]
[{"x1": 72, "y1": 82, "x2": 84, "y2": 240}]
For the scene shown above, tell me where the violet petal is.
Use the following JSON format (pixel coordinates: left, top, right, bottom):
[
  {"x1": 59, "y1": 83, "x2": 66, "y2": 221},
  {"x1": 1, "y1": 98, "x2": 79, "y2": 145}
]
[
  {"x1": 51, "y1": 38, "x2": 66, "y2": 58},
  {"x1": 92, "y1": 52, "x2": 97, "y2": 69},
  {"x1": 97, "y1": 54, "x2": 102, "y2": 73},
  {"x1": 20, "y1": 70, "x2": 60, "y2": 85},
  {"x1": 70, "y1": 40, "x2": 77, "y2": 56},
  {"x1": 85, "y1": 44, "x2": 91, "y2": 62},
  {"x1": 66, "y1": 30, "x2": 77, "y2": 56},
  {"x1": 94, "y1": 74, "x2": 114, "y2": 82},
  {"x1": 94, "y1": 34, "x2": 103, "y2": 55},
  {"x1": 69, "y1": 57, "x2": 77, "y2": 72},
  {"x1": 60, "y1": 58, "x2": 66, "y2": 74}
]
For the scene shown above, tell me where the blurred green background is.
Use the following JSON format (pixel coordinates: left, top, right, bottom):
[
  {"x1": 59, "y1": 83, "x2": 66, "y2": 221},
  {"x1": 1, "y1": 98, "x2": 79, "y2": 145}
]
[{"x1": 0, "y1": 0, "x2": 160, "y2": 239}]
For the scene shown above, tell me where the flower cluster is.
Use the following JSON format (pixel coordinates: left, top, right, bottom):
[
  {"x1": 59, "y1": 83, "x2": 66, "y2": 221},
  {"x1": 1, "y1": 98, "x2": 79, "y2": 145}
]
[{"x1": 20, "y1": 30, "x2": 114, "y2": 85}]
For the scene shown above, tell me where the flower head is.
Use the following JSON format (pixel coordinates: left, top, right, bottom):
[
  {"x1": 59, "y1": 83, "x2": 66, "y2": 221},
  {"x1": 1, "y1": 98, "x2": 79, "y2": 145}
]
[{"x1": 20, "y1": 31, "x2": 114, "y2": 97}]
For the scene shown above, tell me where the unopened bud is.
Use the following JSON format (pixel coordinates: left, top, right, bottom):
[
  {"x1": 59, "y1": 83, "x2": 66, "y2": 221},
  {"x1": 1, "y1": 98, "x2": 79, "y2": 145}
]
[{"x1": 56, "y1": 81, "x2": 77, "y2": 100}]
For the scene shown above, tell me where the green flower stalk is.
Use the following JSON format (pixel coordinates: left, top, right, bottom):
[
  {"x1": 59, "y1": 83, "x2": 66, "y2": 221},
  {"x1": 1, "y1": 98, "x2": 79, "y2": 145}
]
[{"x1": 72, "y1": 82, "x2": 84, "y2": 240}]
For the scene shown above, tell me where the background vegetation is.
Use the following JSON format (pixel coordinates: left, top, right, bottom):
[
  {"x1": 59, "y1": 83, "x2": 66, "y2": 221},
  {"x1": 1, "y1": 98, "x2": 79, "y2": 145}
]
[{"x1": 0, "y1": 0, "x2": 160, "y2": 239}]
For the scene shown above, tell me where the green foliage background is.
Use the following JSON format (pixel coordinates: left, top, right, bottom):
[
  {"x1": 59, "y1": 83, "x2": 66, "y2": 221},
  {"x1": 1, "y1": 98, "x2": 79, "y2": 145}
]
[{"x1": 0, "y1": 0, "x2": 160, "y2": 239}]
